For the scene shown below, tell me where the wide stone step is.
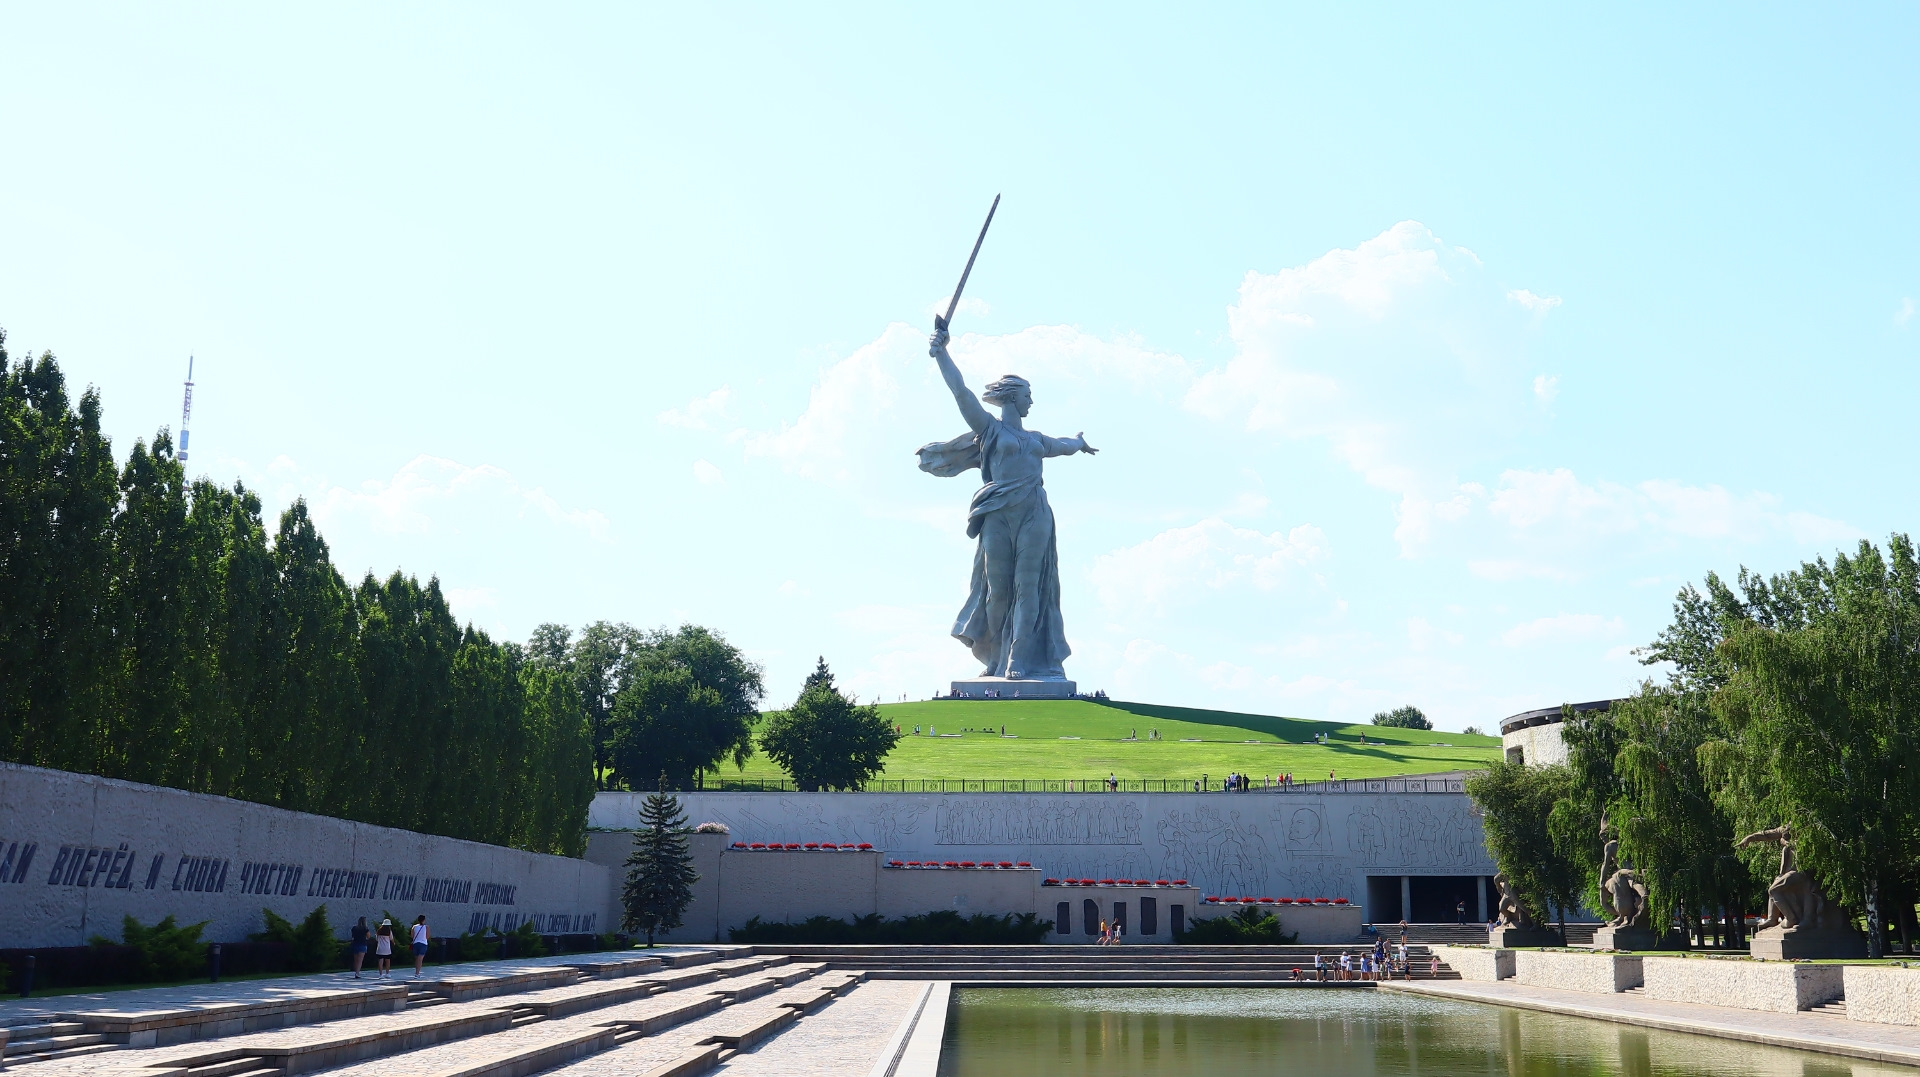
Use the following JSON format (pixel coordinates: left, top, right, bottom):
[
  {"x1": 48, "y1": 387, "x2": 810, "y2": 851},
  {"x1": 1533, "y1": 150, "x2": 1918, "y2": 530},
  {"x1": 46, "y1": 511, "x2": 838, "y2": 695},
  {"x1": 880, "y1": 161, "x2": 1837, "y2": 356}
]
[
  {"x1": 181, "y1": 1056, "x2": 282, "y2": 1077},
  {"x1": 1, "y1": 1041, "x2": 124, "y2": 1067},
  {"x1": 2, "y1": 1021, "x2": 87, "y2": 1040},
  {"x1": 4, "y1": 1032, "x2": 112, "y2": 1056}
]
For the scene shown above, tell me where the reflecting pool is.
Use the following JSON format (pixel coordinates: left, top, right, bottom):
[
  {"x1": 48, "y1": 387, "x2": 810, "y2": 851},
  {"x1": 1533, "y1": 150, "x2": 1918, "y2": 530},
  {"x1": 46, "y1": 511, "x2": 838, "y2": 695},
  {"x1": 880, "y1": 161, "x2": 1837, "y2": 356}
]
[{"x1": 938, "y1": 988, "x2": 1903, "y2": 1077}]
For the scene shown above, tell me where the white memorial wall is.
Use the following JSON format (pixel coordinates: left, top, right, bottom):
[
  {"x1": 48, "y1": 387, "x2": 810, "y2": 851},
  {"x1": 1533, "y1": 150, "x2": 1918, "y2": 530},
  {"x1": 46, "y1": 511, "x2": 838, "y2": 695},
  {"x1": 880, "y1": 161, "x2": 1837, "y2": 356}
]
[
  {"x1": 0, "y1": 763, "x2": 614, "y2": 948},
  {"x1": 592, "y1": 783, "x2": 1494, "y2": 907}
]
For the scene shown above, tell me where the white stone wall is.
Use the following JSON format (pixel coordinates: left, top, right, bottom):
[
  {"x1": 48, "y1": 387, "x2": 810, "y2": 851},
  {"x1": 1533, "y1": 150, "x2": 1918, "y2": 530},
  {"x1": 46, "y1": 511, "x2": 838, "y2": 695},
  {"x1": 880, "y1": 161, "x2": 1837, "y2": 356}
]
[
  {"x1": 1512, "y1": 949, "x2": 1642, "y2": 993},
  {"x1": 1432, "y1": 944, "x2": 1513, "y2": 981},
  {"x1": 0, "y1": 762, "x2": 613, "y2": 948},
  {"x1": 1642, "y1": 955, "x2": 1842, "y2": 1013},
  {"x1": 1502, "y1": 723, "x2": 1568, "y2": 767},
  {"x1": 1844, "y1": 966, "x2": 1920, "y2": 1026},
  {"x1": 592, "y1": 787, "x2": 1494, "y2": 912}
]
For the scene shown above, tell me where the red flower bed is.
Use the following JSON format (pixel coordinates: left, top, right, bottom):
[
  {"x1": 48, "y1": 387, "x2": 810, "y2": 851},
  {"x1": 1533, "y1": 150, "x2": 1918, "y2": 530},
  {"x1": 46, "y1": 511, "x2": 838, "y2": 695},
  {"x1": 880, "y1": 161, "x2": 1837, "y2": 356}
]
[
  {"x1": 1311, "y1": 897, "x2": 1328, "y2": 904},
  {"x1": 1276, "y1": 898, "x2": 1294, "y2": 904},
  {"x1": 959, "y1": 861, "x2": 977, "y2": 867},
  {"x1": 1043, "y1": 878, "x2": 1061, "y2": 885},
  {"x1": 1098, "y1": 878, "x2": 1116, "y2": 885},
  {"x1": 784, "y1": 843, "x2": 802, "y2": 850},
  {"x1": 996, "y1": 861, "x2": 1013, "y2": 868},
  {"x1": 749, "y1": 843, "x2": 766, "y2": 849},
  {"x1": 905, "y1": 861, "x2": 922, "y2": 866},
  {"x1": 1172, "y1": 879, "x2": 1188, "y2": 886},
  {"x1": 1155, "y1": 879, "x2": 1169, "y2": 886},
  {"x1": 731, "y1": 842, "x2": 746, "y2": 848},
  {"x1": 857, "y1": 843, "x2": 874, "y2": 849},
  {"x1": 1079, "y1": 878, "x2": 1096, "y2": 885},
  {"x1": 888, "y1": 860, "x2": 904, "y2": 867},
  {"x1": 1332, "y1": 898, "x2": 1349, "y2": 904},
  {"x1": 1016, "y1": 861, "x2": 1031, "y2": 867},
  {"x1": 803, "y1": 842, "x2": 820, "y2": 849},
  {"x1": 942, "y1": 861, "x2": 960, "y2": 868}
]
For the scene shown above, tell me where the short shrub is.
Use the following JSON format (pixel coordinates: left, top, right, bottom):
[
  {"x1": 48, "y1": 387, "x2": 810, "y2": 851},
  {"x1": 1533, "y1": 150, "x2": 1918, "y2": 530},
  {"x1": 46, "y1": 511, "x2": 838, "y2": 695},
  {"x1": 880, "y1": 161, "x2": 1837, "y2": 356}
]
[
  {"x1": 93, "y1": 914, "x2": 209, "y2": 981},
  {"x1": 1175, "y1": 906, "x2": 1298, "y2": 945},
  {"x1": 251, "y1": 905, "x2": 337, "y2": 973}
]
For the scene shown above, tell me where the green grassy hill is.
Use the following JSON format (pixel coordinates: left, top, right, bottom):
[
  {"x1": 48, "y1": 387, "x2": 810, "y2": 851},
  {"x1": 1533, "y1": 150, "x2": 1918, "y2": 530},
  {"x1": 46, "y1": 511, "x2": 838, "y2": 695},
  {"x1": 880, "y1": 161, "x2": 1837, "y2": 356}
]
[{"x1": 715, "y1": 698, "x2": 1500, "y2": 788}]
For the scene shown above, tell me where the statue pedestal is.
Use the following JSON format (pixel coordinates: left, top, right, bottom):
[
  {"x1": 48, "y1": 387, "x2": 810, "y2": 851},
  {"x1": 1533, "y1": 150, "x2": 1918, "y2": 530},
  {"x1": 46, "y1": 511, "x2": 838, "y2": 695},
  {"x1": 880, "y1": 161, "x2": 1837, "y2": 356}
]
[
  {"x1": 948, "y1": 677, "x2": 1077, "y2": 700},
  {"x1": 1750, "y1": 924, "x2": 1867, "y2": 960},
  {"x1": 1591, "y1": 925, "x2": 1662, "y2": 951},
  {"x1": 1488, "y1": 927, "x2": 1561, "y2": 948}
]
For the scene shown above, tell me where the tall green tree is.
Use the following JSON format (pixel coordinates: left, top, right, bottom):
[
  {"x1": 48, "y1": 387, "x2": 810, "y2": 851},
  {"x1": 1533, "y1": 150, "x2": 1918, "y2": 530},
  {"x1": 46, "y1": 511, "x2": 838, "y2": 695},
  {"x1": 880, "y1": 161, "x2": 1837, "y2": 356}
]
[
  {"x1": 0, "y1": 340, "x2": 119, "y2": 774},
  {"x1": 571, "y1": 621, "x2": 641, "y2": 790},
  {"x1": 0, "y1": 332, "x2": 605, "y2": 859},
  {"x1": 517, "y1": 653, "x2": 595, "y2": 855},
  {"x1": 259, "y1": 502, "x2": 361, "y2": 815},
  {"x1": 622, "y1": 784, "x2": 699, "y2": 947},
  {"x1": 1466, "y1": 760, "x2": 1582, "y2": 936},
  {"x1": 111, "y1": 433, "x2": 201, "y2": 787},
  {"x1": 1703, "y1": 538, "x2": 1920, "y2": 957},
  {"x1": 1560, "y1": 690, "x2": 1752, "y2": 946},
  {"x1": 758, "y1": 659, "x2": 898, "y2": 791},
  {"x1": 606, "y1": 624, "x2": 761, "y2": 789}
]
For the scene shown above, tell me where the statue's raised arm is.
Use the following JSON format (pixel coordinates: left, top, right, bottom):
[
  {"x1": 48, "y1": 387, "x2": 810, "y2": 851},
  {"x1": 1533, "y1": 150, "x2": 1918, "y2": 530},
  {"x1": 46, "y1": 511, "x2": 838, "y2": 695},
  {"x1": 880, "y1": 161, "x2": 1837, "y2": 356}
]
[{"x1": 929, "y1": 318, "x2": 993, "y2": 434}]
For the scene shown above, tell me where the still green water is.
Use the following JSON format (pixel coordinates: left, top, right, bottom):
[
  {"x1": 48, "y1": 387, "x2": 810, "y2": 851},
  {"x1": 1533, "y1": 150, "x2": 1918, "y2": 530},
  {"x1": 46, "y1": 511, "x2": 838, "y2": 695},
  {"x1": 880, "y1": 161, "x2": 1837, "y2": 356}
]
[{"x1": 938, "y1": 988, "x2": 1902, "y2": 1077}]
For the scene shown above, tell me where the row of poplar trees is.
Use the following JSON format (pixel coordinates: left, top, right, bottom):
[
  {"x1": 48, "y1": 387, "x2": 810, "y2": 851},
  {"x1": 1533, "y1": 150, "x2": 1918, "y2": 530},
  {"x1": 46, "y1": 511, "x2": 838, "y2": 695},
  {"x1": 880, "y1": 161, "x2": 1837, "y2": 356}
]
[
  {"x1": 0, "y1": 337, "x2": 602, "y2": 853},
  {"x1": 1469, "y1": 534, "x2": 1920, "y2": 957}
]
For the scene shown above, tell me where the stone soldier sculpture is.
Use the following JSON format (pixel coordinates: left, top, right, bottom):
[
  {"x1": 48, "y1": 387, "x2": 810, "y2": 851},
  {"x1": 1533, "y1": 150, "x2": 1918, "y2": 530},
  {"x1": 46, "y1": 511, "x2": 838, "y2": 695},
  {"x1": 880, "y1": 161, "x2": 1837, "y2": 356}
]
[
  {"x1": 1592, "y1": 819, "x2": 1656, "y2": 950},
  {"x1": 1735, "y1": 825, "x2": 1864, "y2": 958}
]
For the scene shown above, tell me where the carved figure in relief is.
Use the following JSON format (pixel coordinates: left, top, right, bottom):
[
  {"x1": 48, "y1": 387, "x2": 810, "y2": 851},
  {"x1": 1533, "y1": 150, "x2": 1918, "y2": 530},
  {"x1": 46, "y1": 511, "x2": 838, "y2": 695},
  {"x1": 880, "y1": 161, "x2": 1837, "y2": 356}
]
[
  {"x1": 1283, "y1": 805, "x2": 1329, "y2": 852},
  {"x1": 1736, "y1": 826, "x2": 1829, "y2": 931}
]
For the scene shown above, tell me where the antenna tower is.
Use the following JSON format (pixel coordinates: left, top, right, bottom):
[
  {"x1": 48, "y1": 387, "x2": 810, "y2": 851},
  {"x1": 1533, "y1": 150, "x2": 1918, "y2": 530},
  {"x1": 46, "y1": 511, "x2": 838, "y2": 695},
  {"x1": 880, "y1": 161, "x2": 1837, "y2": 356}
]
[{"x1": 179, "y1": 357, "x2": 194, "y2": 462}]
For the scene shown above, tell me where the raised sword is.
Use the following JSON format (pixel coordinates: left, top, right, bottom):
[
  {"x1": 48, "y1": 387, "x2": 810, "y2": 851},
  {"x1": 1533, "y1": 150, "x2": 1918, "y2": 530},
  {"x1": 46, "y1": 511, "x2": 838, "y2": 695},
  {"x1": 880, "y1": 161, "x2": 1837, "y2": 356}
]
[{"x1": 938, "y1": 193, "x2": 1000, "y2": 332}]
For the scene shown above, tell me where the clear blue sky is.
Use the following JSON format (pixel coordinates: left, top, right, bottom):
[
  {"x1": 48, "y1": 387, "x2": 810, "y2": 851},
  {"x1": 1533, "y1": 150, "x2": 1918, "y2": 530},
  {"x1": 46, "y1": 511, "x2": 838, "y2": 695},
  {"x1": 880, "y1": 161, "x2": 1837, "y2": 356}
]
[{"x1": 4, "y1": 5, "x2": 1915, "y2": 728}]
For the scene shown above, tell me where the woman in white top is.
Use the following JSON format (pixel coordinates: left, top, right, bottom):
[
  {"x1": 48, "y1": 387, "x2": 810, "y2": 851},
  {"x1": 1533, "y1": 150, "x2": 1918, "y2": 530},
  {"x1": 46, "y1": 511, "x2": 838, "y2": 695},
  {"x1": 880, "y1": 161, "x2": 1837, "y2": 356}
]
[
  {"x1": 410, "y1": 916, "x2": 430, "y2": 978},
  {"x1": 375, "y1": 919, "x2": 395, "y2": 979}
]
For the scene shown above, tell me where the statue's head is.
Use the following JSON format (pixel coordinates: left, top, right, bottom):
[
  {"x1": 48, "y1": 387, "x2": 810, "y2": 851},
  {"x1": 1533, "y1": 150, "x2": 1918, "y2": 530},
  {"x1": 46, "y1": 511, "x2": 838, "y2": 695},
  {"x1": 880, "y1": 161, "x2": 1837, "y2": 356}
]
[{"x1": 982, "y1": 374, "x2": 1032, "y2": 417}]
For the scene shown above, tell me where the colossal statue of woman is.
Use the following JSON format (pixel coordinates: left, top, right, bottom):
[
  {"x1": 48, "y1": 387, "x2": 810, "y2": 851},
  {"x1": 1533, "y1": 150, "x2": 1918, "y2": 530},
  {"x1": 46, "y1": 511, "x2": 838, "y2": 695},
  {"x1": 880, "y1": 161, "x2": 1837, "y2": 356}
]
[{"x1": 917, "y1": 318, "x2": 1095, "y2": 697}]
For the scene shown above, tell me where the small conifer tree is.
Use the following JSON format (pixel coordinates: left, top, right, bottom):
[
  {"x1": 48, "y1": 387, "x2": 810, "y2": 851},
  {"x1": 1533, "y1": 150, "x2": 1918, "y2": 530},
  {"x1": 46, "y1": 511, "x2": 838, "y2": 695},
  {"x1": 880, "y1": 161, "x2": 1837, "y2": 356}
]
[{"x1": 622, "y1": 775, "x2": 699, "y2": 947}]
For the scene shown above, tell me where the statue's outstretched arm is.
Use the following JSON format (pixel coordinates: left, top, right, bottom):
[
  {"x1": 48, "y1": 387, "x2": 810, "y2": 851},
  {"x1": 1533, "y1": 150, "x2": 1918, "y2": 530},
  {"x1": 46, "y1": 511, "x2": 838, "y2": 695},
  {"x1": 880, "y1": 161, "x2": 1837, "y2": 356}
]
[
  {"x1": 1040, "y1": 432, "x2": 1098, "y2": 457},
  {"x1": 929, "y1": 320, "x2": 992, "y2": 434}
]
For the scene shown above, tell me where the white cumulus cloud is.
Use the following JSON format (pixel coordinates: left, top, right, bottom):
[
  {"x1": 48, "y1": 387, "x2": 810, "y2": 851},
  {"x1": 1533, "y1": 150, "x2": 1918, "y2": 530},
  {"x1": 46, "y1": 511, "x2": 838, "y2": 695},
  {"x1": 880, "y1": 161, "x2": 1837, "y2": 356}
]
[
  {"x1": 1090, "y1": 518, "x2": 1327, "y2": 618},
  {"x1": 658, "y1": 386, "x2": 734, "y2": 430},
  {"x1": 1184, "y1": 221, "x2": 1557, "y2": 554}
]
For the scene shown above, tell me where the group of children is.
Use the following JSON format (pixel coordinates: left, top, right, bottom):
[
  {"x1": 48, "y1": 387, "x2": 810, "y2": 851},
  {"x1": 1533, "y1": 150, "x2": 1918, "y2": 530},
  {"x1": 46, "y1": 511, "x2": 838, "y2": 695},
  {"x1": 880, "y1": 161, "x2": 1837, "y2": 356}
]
[
  {"x1": 1293, "y1": 941, "x2": 1423, "y2": 981},
  {"x1": 344, "y1": 914, "x2": 433, "y2": 979},
  {"x1": 1094, "y1": 918, "x2": 1126, "y2": 945}
]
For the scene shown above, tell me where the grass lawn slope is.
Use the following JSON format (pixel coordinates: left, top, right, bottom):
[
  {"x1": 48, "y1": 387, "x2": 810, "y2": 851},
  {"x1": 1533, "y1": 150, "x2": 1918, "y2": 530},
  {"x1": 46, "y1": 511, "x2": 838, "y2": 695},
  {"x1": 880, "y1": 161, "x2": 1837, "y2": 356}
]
[{"x1": 717, "y1": 698, "x2": 1500, "y2": 786}]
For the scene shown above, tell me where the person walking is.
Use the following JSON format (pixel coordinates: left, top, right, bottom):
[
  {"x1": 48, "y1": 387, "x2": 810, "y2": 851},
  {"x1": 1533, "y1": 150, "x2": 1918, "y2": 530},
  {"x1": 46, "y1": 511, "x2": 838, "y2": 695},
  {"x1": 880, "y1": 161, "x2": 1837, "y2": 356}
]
[
  {"x1": 374, "y1": 919, "x2": 395, "y2": 978},
  {"x1": 410, "y1": 915, "x2": 430, "y2": 978},
  {"x1": 1456, "y1": 900, "x2": 1467, "y2": 925},
  {"x1": 350, "y1": 917, "x2": 370, "y2": 978},
  {"x1": 1398, "y1": 918, "x2": 1409, "y2": 944}
]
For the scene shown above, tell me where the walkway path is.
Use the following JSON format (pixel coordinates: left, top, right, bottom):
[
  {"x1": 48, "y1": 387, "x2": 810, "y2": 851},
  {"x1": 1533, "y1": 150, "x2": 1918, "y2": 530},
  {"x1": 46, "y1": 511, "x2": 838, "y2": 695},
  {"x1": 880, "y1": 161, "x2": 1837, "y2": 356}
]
[{"x1": 1383, "y1": 978, "x2": 1920, "y2": 1068}]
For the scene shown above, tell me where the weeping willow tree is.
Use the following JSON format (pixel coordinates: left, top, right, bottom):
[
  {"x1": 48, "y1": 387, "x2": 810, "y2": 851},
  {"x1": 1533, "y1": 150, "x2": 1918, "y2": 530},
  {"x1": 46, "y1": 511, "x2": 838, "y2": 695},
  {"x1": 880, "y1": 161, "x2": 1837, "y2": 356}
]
[
  {"x1": 1701, "y1": 538, "x2": 1920, "y2": 958},
  {"x1": 1466, "y1": 760, "x2": 1582, "y2": 936},
  {"x1": 1566, "y1": 688, "x2": 1754, "y2": 947}
]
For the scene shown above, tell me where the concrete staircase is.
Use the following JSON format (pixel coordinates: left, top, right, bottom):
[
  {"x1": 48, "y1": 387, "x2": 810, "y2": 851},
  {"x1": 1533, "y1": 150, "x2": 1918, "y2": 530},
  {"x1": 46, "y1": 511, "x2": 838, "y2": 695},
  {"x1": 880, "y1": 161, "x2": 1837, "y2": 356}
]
[
  {"x1": 0, "y1": 949, "x2": 868, "y2": 1077},
  {"x1": 0, "y1": 1019, "x2": 118, "y2": 1065},
  {"x1": 0, "y1": 942, "x2": 1470, "y2": 1077}
]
